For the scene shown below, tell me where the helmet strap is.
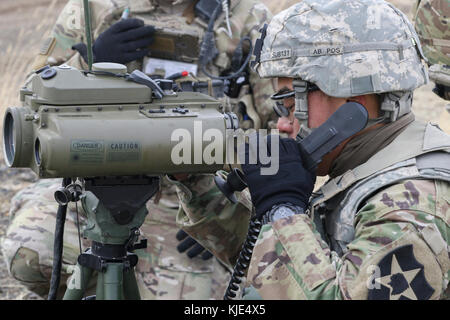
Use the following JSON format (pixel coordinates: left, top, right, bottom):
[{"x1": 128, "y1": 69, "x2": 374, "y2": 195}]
[
  {"x1": 380, "y1": 91, "x2": 413, "y2": 122},
  {"x1": 293, "y1": 79, "x2": 312, "y2": 139}
]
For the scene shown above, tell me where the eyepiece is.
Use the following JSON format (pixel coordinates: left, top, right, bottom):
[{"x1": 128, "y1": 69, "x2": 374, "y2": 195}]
[
  {"x1": 3, "y1": 111, "x2": 16, "y2": 166},
  {"x1": 34, "y1": 138, "x2": 41, "y2": 166},
  {"x1": 3, "y1": 107, "x2": 34, "y2": 168}
]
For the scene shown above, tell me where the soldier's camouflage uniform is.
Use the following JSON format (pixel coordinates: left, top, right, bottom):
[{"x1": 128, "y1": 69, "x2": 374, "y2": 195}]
[
  {"x1": 413, "y1": 0, "x2": 450, "y2": 103},
  {"x1": 0, "y1": 0, "x2": 277, "y2": 299},
  {"x1": 173, "y1": 0, "x2": 450, "y2": 300}
]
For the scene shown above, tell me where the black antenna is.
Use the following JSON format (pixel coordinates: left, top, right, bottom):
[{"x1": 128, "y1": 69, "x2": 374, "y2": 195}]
[{"x1": 83, "y1": 0, "x2": 94, "y2": 71}]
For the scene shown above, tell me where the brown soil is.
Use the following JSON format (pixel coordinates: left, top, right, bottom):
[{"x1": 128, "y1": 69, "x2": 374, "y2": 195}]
[{"x1": 0, "y1": 0, "x2": 448, "y2": 300}]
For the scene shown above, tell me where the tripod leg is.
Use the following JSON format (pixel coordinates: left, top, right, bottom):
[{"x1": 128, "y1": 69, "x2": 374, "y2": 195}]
[
  {"x1": 63, "y1": 263, "x2": 94, "y2": 300},
  {"x1": 98, "y1": 263, "x2": 124, "y2": 300},
  {"x1": 123, "y1": 267, "x2": 141, "y2": 300}
]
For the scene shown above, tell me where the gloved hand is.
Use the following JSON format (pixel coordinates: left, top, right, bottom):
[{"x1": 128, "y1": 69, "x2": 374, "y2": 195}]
[
  {"x1": 240, "y1": 134, "x2": 316, "y2": 220},
  {"x1": 176, "y1": 229, "x2": 213, "y2": 260},
  {"x1": 72, "y1": 18, "x2": 155, "y2": 65}
]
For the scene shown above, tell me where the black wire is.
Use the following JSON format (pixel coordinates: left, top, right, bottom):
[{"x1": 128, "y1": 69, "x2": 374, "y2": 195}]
[
  {"x1": 48, "y1": 178, "x2": 71, "y2": 300},
  {"x1": 223, "y1": 216, "x2": 262, "y2": 300},
  {"x1": 201, "y1": 37, "x2": 253, "y2": 81},
  {"x1": 75, "y1": 202, "x2": 82, "y2": 255},
  {"x1": 199, "y1": 2, "x2": 253, "y2": 82}
]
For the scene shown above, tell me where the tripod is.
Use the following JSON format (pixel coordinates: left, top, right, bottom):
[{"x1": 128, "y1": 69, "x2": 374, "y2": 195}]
[{"x1": 54, "y1": 176, "x2": 160, "y2": 300}]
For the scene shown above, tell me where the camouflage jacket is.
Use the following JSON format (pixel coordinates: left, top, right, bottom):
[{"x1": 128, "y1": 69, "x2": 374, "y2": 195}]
[
  {"x1": 175, "y1": 120, "x2": 450, "y2": 299},
  {"x1": 31, "y1": 0, "x2": 277, "y2": 130}
]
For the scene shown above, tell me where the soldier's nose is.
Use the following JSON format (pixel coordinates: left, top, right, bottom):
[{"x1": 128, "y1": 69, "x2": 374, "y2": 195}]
[{"x1": 277, "y1": 117, "x2": 294, "y2": 135}]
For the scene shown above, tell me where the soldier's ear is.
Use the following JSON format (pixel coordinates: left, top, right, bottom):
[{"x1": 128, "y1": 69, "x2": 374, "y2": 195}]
[{"x1": 346, "y1": 95, "x2": 366, "y2": 105}]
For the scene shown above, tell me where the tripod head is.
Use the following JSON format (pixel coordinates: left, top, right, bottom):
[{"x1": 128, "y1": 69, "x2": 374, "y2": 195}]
[{"x1": 49, "y1": 175, "x2": 161, "y2": 300}]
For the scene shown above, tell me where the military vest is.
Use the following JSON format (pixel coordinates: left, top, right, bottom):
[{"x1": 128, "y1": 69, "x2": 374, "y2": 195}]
[{"x1": 310, "y1": 120, "x2": 450, "y2": 256}]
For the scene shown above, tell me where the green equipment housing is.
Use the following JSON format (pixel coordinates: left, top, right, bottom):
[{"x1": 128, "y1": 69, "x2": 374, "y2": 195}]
[{"x1": 3, "y1": 62, "x2": 238, "y2": 178}]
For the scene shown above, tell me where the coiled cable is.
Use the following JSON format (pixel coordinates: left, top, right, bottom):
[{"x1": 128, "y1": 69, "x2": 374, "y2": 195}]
[{"x1": 223, "y1": 216, "x2": 262, "y2": 300}]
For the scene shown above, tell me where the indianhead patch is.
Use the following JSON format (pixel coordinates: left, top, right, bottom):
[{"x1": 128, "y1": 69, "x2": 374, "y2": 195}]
[{"x1": 368, "y1": 245, "x2": 434, "y2": 300}]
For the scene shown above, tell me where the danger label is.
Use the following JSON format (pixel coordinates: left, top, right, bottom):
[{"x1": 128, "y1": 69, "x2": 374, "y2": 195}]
[{"x1": 70, "y1": 140, "x2": 104, "y2": 164}]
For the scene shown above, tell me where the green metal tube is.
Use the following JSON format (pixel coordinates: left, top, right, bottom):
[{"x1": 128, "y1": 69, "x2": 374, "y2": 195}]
[
  {"x1": 123, "y1": 268, "x2": 141, "y2": 300},
  {"x1": 63, "y1": 263, "x2": 94, "y2": 300},
  {"x1": 95, "y1": 271, "x2": 105, "y2": 300},
  {"x1": 103, "y1": 263, "x2": 124, "y2": 300},
  {"x1": 83, "y1": 0, "x2": 94, "y2": 70}
]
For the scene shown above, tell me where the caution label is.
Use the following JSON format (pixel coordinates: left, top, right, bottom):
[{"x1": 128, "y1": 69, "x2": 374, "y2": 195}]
[{"x1": 106, "y1": 141, "x2": 141, "y2": 162}]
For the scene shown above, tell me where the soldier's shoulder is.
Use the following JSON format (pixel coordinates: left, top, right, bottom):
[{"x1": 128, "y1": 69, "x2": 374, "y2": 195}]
[
  {"x1": 230, "y1": 0, "x2": 271, "y2": 16},
  {"x1": 358, "y1": 178, "x2": 449, "y2": 227}
]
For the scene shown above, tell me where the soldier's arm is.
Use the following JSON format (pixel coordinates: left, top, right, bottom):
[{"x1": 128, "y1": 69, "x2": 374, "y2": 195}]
[
  {"x1": 31, "y1": 0, "x2": 126, "y2": 72},
  {"x1": 173, "y1": 172, "x2": 253, "y2": 268},
  {"x1": 245, "y1": 179, "x2": 450, "y2": 299}
]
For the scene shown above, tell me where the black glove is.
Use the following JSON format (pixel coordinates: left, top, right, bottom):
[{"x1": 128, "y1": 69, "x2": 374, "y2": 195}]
[
  {"x1": 176, "y1": 229, "x2": 213, "y2": 260},
  {"x1": 72, "y1": 18, "x2": 155, "y2": 65},
  {"x1": 240, "y1": 134, "x2": 316, "y2": 220}
]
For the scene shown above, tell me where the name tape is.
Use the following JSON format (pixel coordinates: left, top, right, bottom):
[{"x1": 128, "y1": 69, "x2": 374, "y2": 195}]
[
  {"x1": 270, "y1": 49, "x2": 292, "y2": 60},
  {"x1": 310, "y1": 46, "x2": 344, "y2": 56}
]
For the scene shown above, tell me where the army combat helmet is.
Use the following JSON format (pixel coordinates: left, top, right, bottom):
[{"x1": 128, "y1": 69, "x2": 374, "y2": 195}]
[
  {"x1": 414, "y1": 0, "x2": 450, "y2": 100},
  {"x1": 252, "y1": 0, "x2": 429, "y2": 137}
]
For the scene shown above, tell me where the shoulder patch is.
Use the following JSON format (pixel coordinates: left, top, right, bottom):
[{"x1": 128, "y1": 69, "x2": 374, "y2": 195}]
[{"x1": 368, "y1": 245, "x2": 435, "y2": 300}]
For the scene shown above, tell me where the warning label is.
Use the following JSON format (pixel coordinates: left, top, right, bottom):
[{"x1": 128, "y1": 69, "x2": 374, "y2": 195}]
[
  {"x1": 70, "y1": 140, "x2": 105, "y2": 163},
  {"x1": 106, "y1": 141, "x2": 141, "y2": 162}
]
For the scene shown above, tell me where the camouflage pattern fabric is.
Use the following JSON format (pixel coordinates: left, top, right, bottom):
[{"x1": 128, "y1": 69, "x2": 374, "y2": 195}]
[
  {"x1": 254, "y1": 0, "x2": 428, "y2": 98},
  {"x1": 1, "y1": 0, "x2": 276, "y2": 299},
  {"x1": 1, "y1": 177, "x2": 232, "y2": 299},
  {"x1": 175, "y1": 160, "x2": 450, "y2": 300},
  {"x1": 174, "y1": 0, "x2": 450, "y2": 300},
  {"x1": 1, "y1": 180, "x2": 91, "y2": 298},
  {"x1": 414, "y1": 0, "x2": 450, "y2": 67},
  {"x1": 31, "y1": 0, "x2": 278, "y2": 130},
  {"x1": 246, "y1": 179, "x2": 450, "y2": 300},
  {"x1": 414, "y1": 0, "x2": 450, "y2": 102}
]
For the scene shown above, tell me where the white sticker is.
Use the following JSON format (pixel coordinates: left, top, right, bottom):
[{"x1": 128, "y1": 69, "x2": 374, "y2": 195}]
[{"x1": 143, "y1": 57, "x2": 198, "y2": 77}]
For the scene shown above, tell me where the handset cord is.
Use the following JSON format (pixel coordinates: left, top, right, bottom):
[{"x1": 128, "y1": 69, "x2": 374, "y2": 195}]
[{"x1": 223, "y1": 216, "x2": 261, "y2": 300}]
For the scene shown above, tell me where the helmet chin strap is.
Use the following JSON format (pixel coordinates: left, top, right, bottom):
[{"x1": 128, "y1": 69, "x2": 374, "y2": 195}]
[
  {"x1": 293, "y1": 79, "x2": 312, "y2": 139},
  {"x1": 293, "y1": 78, "x2": 414, "y2": 140}
]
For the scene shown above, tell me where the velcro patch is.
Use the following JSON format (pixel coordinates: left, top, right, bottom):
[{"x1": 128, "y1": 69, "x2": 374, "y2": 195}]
[
  {"x1": 270, "y1": 49, "x2": 292, "y2": 60},
  {"x1": 310, "y1": 46, "x2": 344, "y2": 56}
]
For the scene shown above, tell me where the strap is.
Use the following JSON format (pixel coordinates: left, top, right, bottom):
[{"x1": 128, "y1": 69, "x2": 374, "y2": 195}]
[{"x1": 260, "y1": 39, "x2": 415, "y2": 61}]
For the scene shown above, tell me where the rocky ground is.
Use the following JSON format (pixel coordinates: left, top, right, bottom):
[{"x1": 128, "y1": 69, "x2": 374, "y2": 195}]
[{"x1": 0, "y1": 0, "x2": 448, "y2": 300}]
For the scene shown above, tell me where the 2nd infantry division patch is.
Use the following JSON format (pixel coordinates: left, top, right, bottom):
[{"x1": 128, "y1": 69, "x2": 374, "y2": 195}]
[{"x1": 368, "y1": 245, "x2": 435, "y2": 300}]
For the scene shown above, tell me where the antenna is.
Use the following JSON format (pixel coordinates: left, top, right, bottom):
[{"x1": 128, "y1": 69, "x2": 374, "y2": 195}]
[{"x1": 83, "y1": 0, "x2": 94, "y2": 71}]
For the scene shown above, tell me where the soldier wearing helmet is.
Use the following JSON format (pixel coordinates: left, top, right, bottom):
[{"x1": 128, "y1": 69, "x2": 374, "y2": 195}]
[{"x1": 173, "y1": 0, "x2": 450, "y2": 300}]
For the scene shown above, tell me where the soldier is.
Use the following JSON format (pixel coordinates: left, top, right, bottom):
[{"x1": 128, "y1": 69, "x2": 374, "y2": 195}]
[
  {"x1": 414, "y1": 0, "x2": 450, "y2": 104},
  {"x1": 0, "y1": 0, "x2": 277, "y2": 299},
  {"x1": 172, "y1": 0, "x2": 450, "y2": 299}
]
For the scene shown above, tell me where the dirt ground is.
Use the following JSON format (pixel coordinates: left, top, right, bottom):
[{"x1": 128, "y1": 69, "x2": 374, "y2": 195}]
[{"x1": 0, "y1": 0, "x2": 449, "y2": 300}]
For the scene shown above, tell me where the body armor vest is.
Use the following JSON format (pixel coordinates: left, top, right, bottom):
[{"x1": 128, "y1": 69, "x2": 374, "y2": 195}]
[{"x1": 310, "y1": 121, "x2": 450, "y2": 256}]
